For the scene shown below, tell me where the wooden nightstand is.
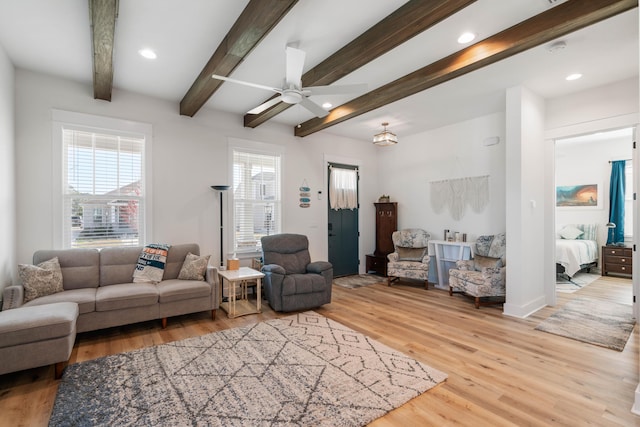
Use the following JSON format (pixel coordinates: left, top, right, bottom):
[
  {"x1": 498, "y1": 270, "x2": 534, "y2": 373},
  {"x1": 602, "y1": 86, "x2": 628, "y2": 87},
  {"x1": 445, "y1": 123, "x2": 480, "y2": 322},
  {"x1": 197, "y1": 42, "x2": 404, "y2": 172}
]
[{"x1": 601, "y1": 246, "x2": 632, "y2": 277}]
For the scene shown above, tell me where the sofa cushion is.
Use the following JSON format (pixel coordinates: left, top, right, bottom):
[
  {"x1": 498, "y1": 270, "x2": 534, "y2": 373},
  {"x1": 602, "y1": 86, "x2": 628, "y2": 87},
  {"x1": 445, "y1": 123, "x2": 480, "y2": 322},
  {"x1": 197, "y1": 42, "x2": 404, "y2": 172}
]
[
  {"x1": 164, "y1": 244, "x2": 200, "y2": 280},
  {"x1": 177, "y1": 253, "x2": 210, "y2": 281},
  {"x1": 95, "y1": 283, "x2": 158, "y2": 311},
  {"x1": 397, "y1": 247, "x2": 427, "y2": 261},
  {"x1": 157, "y1": 279, "x2": 211, "y2": 303},
  {"x1": 133, "y1": 244, "x2": 171, "y2": 284},
  {"x1": 0, "y1": 302, "x2": 78, "y2": 348},
  {"x1": 100, "y1": 246, "x2": 144, "y2": 286},
  {"x1": 473, "y1": 255, "x2": 504, "y2": 271},
  {"x1": 19, "y1": 257, "x2": 64, "y2": 303},
  {"x1": 34, "y1": 248, "x2": 100, "y2": 290},
  {"x1": 388, "y1": 260, "x2": 429, "y2": 271},
  {"x1": 23, "y1": 288, "x2": 97, "y2": 314}
]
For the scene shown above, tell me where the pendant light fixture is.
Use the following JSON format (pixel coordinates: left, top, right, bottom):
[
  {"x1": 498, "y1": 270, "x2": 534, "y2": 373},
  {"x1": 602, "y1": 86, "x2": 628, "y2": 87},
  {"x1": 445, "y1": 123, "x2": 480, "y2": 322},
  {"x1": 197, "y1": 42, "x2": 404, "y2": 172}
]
[{"x1": 373, "y1": 122, "x2": 398, "y2": 146}]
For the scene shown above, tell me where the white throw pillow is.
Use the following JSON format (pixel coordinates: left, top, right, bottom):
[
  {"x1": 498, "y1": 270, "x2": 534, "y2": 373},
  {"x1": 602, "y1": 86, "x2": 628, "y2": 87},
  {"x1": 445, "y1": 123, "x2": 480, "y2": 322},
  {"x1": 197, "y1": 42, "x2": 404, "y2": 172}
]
[{"x1": 559, "y1": 225, "x2": 583, "y2": 240}]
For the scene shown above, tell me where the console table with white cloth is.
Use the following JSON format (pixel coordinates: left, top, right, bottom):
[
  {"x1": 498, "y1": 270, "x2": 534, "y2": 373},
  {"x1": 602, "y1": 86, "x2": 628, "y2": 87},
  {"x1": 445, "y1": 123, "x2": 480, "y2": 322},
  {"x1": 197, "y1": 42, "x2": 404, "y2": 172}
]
[{"x1": 430, "y1": 240, "x2": 474, "y2": 290}]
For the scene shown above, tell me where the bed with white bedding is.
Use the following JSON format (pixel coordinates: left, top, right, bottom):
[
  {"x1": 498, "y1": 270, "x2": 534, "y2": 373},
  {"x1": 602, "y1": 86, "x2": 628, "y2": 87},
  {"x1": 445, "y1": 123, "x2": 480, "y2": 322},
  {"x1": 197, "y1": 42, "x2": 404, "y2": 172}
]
[{"x1": 555, "y1": 224, "x2": 599, "y2": 278}]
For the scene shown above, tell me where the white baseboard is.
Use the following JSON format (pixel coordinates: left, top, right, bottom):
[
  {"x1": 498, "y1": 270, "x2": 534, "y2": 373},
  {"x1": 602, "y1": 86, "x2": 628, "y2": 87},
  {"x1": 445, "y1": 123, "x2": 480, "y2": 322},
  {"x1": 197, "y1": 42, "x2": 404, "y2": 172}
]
[
  {"x1": 503, "y1": 295, "x2": 546, "y2": 318},
  {"x1": 631, "y1": 383, "x2": 640, "y2": 416}
]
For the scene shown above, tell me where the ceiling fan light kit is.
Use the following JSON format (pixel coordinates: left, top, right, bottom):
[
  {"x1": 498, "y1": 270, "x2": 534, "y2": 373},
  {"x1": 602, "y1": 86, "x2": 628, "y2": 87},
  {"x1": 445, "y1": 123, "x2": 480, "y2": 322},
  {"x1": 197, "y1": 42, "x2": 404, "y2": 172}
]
[
  {"x1": 373, "y1": 122, "x2": 398, "y2": 146},
  {"x1": 211, "y1": 45, "x2": 366, "y2": 118}
]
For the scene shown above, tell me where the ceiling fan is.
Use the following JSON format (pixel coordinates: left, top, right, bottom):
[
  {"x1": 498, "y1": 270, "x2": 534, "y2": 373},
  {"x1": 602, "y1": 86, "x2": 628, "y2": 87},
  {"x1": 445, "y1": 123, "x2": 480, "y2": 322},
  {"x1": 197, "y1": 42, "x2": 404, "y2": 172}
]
[{"x1": 211, "y1": 46, "x2": 367, "y2": 117}]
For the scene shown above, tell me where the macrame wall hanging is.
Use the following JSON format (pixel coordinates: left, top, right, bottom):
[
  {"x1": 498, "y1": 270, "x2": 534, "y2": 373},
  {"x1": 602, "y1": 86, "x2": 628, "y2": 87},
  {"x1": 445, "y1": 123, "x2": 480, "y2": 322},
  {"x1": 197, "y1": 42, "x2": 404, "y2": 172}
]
[{"x1": 430, "y1": 175, "x2": 489, "y2": 220}]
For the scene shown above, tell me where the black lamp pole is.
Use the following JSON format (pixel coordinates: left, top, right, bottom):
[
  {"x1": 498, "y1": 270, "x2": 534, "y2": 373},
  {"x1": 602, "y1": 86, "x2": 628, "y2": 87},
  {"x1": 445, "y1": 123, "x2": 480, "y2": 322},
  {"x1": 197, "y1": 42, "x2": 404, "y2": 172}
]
[{"x1": 211, "y1": 185, "x2": 230, "y2": 267}]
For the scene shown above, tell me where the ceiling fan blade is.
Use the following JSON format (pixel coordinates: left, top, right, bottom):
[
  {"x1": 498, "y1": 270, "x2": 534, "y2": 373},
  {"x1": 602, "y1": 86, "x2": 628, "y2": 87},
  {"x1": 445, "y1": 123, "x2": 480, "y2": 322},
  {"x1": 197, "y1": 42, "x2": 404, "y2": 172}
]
[
  {"x1": 303, "y1": 83, "x2": 368, "y2": 96},
  {"x1": 299, "y1": 97, "x2": 329, "y2": 118},
  {"x1": 211, "y1": 74, "x2": 282, "y2": 94},
  {"x1": 285, "y1": 46, "x2": 305, "y2": 88},
  {"x1": 247, "y1": 96, "x2": 283, "y2": 115}
]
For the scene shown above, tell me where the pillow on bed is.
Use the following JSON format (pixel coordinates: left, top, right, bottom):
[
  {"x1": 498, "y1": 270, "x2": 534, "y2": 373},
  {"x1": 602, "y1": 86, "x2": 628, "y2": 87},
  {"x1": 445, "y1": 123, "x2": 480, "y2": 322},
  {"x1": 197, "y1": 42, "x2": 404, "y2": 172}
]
[{"x1": 559, "y1": 225, "x2": 583, "y2": 240}]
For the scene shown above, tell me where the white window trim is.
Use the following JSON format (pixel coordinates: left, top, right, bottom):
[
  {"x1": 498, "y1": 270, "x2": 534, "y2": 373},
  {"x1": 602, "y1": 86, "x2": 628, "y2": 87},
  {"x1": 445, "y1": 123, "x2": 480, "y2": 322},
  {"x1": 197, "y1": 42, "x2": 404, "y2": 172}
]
[
  {"x1": 52, "y1": 110, "x2": 153, "y2": 248},
  {"x1": 227, "y1": 137, "x2": 285, "y2": 257}
]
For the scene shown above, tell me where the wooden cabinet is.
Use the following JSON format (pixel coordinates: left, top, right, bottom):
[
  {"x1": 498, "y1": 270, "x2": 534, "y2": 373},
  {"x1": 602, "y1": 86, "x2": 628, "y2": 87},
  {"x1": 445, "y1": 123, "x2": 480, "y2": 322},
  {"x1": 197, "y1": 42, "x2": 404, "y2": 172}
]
[
  {"x1": 367, "y1": 202, "x2": 397, "y2": 276},
  {"x1": 374, "y1": 202, "x2": 397, "y2": 255},
  {"x1": 601, "y1": 246, "x2": 632, "y2": 277}
]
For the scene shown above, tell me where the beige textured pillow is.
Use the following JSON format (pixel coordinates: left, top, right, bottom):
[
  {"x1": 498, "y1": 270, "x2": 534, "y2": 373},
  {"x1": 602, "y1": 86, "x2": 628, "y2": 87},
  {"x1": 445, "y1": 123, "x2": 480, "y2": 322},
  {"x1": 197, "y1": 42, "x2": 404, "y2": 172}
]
[
  {"x1": 19, "y1": 257, "x2": 64, "y2": 303},
  {"x1": 473, "y1": 254, "x2": 503, "y2": 271},
  {"x1": 397, "y1": 247, "x2": 427, "y2": 261},
  {"x1": 177, "y1": 253, "x2": 211, "y2": 281}
]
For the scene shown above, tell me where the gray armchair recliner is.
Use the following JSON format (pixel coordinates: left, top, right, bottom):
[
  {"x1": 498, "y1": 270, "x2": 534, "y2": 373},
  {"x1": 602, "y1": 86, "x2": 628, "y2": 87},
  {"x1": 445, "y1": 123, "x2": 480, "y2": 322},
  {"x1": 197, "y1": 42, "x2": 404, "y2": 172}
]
[{"x1": 261, "y1": 234, "x2": 333, "y2": 312}]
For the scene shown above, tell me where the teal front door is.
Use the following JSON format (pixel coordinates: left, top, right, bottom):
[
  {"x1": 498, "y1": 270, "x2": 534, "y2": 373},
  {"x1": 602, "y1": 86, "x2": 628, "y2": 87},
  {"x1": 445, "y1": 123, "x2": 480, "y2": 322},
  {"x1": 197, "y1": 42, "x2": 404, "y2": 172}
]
[{"x1": 327, "y1": 163, "x2": 359, "y2": 277}]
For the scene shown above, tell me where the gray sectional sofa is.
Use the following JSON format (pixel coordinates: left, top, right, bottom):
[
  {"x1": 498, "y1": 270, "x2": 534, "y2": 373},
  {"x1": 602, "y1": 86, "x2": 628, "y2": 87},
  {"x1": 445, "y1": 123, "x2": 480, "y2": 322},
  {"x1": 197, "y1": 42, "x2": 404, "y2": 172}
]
[{"x1": 0, "y1": 243, "x2": 219, "y2": 377}]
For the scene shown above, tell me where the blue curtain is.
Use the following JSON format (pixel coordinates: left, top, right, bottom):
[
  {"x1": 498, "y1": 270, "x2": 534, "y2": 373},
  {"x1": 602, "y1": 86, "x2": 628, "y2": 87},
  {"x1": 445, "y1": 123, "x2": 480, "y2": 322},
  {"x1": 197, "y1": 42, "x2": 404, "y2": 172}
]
[{"x1": 608, "y1": 160, "x2": 626, "y2": 244}]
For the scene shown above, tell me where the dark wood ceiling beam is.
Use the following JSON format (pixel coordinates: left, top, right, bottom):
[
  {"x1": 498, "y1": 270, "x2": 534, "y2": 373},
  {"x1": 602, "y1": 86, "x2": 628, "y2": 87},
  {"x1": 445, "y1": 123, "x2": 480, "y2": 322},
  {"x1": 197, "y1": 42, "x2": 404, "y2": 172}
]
[
  {"x1": 180, "y1": 0, "x2": 298, "y2": 117},
  {"x1": 89, "y1": 0, "x2": 118, "y2": 101},
  {"x1": 244, "y1": 0, "x2": 478, "y2": 128},
  {"x1": 295, "y1": 0, "x2": 637, "y2": 137}
]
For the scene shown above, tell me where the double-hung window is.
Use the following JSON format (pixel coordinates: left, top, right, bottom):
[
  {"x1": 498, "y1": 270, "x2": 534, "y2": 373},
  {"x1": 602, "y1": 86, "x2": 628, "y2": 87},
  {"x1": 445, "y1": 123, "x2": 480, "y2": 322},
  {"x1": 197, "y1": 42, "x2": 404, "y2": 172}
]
[
  {"x1": 54, "y1": 111, "x2": 150, "y2": 249},
  {"x1": 231, "y1": 146, "x2": 282, "y2": 253}
]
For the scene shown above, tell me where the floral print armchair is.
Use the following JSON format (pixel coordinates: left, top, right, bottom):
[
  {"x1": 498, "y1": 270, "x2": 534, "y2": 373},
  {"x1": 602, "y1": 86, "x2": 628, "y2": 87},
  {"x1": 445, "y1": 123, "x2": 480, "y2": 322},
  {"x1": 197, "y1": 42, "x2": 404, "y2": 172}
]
[
  {"x1": 449, "y1": 233, "x2": 506, "y2": 308},
  {"x1": 387, "y1": 229, "x2": 431, "y2": 289}
]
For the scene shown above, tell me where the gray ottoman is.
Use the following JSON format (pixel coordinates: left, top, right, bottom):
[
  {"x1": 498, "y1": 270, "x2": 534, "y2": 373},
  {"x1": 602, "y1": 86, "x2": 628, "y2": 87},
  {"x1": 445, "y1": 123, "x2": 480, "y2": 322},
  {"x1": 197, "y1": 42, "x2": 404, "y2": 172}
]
[{"x1": 0, "y1": 302, "x2": 79, "y2": 378}]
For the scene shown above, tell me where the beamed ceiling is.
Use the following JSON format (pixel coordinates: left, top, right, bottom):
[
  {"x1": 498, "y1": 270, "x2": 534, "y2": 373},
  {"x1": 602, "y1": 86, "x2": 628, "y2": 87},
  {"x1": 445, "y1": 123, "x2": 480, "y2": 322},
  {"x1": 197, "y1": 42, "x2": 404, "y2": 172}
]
[{"x1": 2, "y1": 0, "x2": 637, "y2": 141}]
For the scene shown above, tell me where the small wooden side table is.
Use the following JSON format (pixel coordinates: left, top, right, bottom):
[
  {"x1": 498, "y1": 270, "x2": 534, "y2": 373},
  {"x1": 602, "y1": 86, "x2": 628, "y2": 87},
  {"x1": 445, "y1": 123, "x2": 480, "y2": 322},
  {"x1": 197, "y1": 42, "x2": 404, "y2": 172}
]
[
  {"x1": 218, "y1": 267, "x2": 264, "y2": 318},
  {"x1": 366, "y1": 254, "x2": 388, "y2": 276}
]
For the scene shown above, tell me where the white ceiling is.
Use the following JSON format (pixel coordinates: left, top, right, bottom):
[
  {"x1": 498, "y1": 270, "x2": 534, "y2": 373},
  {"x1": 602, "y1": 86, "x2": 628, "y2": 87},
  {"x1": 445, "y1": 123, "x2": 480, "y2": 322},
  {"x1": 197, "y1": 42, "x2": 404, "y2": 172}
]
[{"x1": 0, "y1": 0, "x2": 637, "y2": 142}]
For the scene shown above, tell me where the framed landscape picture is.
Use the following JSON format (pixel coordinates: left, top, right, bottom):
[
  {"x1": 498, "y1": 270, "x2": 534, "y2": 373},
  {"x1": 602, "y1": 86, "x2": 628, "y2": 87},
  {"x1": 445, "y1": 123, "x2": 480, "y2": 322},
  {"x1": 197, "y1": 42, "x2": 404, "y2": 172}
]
[{"x1": 556, "y1": 184, "x2": 599, "y2": 208}]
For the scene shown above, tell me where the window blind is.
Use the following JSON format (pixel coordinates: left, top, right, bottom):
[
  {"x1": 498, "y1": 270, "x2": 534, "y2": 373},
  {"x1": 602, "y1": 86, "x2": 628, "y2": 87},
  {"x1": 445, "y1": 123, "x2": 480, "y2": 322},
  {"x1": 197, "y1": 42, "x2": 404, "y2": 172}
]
[
  {"x1": 62, "y1": 128, "x2": 145, "y2": 248},
  {"x1": 232, "y1": 149, "x2": 282, "y2": 253}
]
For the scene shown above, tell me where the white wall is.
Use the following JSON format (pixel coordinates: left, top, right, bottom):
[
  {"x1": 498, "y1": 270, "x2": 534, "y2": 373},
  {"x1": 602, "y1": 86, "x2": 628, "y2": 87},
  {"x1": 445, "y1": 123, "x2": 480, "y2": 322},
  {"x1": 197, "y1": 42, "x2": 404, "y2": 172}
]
[
  {"x1": 546, "y1": 78, "x2": 638, "y2": 131},
  {"x1": 14, "y1": 69, "x2": 378, "y2": 270},
  {"x1": 0, "y1": 43, "x2": 15, "y2": 296},
  {"x1": 504, "y1": 86, "x2": 547, "y2": 318},
  {"x1": 555, "y1": 134, "x2": 632, "y2": 247},
  {"x1": 376, "y1": 112, "x2": 506, "y2": 242}
]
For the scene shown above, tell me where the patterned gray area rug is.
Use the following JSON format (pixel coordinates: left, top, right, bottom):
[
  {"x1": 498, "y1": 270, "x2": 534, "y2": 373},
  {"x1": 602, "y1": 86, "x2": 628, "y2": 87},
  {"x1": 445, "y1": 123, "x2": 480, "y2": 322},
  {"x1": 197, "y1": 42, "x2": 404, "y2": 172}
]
[
  {"x1": 50, "y1": 311, "x2": 447, "y2": 426},
  {"x1": 556, "y1": 272, "x2": 600, "y2": 293},
  {"x1": 535, "y1": 297, "x2": 635, "y2": 351},
  {"x1": 333, "y1": 274, "x2": 385, "y2": 289}
]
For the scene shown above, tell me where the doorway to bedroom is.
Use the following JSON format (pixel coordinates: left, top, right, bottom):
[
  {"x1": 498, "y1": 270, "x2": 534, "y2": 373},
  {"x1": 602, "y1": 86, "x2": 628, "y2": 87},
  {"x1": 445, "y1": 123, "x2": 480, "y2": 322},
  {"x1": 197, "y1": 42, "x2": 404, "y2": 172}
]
[{"x1": 554, "y1": 127, "x2": 634, "y2": 301}]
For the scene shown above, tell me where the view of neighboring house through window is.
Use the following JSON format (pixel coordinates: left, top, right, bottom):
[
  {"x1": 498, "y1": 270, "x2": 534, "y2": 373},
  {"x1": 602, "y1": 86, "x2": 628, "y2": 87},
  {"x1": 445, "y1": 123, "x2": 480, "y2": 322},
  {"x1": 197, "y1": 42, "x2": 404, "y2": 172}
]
[
  {"x1": 232, "y1": 148, "x2": 282, "y2": 253},
  {"x1": 62, "y1": 128, "x2": 145, "y2": 248}
]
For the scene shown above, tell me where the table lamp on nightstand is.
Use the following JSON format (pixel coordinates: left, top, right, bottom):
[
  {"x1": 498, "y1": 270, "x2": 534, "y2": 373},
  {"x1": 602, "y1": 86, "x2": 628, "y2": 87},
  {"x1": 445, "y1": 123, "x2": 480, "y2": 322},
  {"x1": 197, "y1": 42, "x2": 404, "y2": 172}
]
[{"x1": 605, "y1": 222, "x2": 623, "y2": 246}]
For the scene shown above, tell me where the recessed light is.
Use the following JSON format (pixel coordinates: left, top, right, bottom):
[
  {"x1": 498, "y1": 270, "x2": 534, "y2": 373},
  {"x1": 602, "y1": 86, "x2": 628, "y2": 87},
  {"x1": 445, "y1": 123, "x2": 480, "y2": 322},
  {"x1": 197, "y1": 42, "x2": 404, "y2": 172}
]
[
  {"x1": 457, "y1": 32, "x2": 476, "y2": 44},
  {"x1": 138, "y1": 48, "x2": 157, "y2": 60},
  {"x1": 322, "y1": 102, "x2": 332, "y2": 109},
  {"x1": 566, "y1": 73, "x2": 582, "y2": 81}
]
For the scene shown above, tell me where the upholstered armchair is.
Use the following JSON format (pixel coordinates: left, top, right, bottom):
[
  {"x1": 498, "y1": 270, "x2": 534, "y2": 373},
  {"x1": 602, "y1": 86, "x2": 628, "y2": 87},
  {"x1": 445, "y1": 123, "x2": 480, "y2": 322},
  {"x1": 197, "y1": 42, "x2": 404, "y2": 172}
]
[
  {"x1": 386, "y1": 229, "x2": 431, "y2": 289},
  {"x1": 260, "y1": 234, "x2": 333, "y2": 312},
  {"x1": 449, "y1": 233, "x2": 506, "y2": 308}
]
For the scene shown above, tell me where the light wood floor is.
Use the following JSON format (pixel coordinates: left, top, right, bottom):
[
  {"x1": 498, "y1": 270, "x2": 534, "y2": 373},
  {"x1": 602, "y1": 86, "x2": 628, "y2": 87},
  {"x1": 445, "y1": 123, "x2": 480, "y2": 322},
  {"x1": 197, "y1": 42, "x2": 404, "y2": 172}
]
[{"x1": 0, "y1": 275, "x2": 637, "y2": 426}]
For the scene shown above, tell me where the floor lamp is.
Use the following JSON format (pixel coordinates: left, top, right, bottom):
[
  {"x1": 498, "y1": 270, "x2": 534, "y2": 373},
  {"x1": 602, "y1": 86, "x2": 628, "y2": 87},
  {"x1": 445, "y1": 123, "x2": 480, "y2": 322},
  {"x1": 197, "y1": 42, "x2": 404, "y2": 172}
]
[{"x1": 211, "y1": 185, "x2": 230, "y2": 267}]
